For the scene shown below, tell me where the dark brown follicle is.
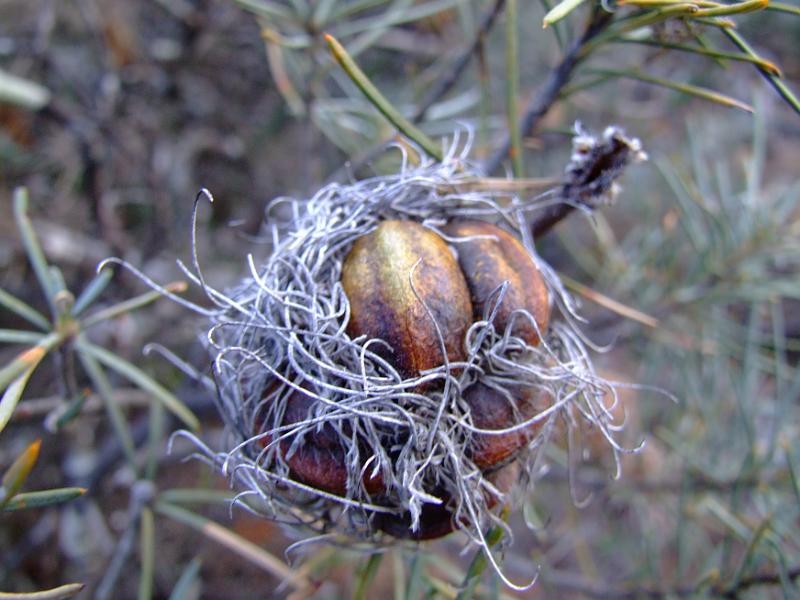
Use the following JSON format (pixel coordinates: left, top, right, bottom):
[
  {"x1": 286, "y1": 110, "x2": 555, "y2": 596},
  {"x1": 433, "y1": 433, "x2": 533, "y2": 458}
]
[
  {"x1": 465, "y1": 382, "x2": 547, "y2": 470},
  {"x1": 341, "y1": 220, "x2": 473, "y2": 379},
  {"x1": 374, "y1": 461, "x2": 521, "y2": 540},
  {"x1": 444, "y1": 220, "x2": 550, "y2": 346},
  {"x1": 259, "y1": 388, "x2": 384, "y2": 496}
]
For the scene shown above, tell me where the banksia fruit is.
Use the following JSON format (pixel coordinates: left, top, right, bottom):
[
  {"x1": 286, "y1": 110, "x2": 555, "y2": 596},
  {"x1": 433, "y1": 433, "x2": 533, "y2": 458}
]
[{"x1": 184, "y1": 128, "x2": 645, "y2": 557}]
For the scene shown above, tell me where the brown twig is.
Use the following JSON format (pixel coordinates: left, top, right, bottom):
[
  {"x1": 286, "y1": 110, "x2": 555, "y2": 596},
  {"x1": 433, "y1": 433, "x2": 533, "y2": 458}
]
[
  {"x1": 485, "y1": 8, "x2": 614, "y2": 239},
  {"x1": 486, "y1": 8, "x2": 613, "y2": 175}
]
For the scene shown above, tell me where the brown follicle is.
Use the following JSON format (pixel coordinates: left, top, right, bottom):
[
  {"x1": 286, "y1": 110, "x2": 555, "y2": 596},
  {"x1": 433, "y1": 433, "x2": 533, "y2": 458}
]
[
  {"x1": 374, "y1": 460, "x2": 522, "y2": 540},
  {"x1": 444, "y1": 220, "x2": 550, "y2": 346},
  {"x1": 260, "y1": 388, "x2": 384, "y2": 496},
  {"x1": 465, "y1": 382, "x2": 547, "y2": 470},
  {"x1": 341, "y1": 220, "x2": 473, "y2": 379}
]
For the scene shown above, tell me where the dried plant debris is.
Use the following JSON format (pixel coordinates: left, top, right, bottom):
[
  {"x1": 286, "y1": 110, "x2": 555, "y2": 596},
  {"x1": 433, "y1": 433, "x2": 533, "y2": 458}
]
[
  {"x1": 562, "y1": 123, "x2": 648, "y2": 208},
  {"x1": 170, "y1": 125, "x2": 647, "y2": 588}
]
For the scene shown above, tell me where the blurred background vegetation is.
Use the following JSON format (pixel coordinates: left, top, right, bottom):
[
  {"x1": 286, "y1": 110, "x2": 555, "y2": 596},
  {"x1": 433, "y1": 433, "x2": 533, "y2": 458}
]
[{"x1": 1, "y1": 0, "x2": 799, "y2": 598}]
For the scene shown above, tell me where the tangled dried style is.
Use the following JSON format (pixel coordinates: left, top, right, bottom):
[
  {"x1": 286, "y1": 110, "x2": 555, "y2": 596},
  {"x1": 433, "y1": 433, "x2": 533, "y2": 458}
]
[{"x1": 177, "y1": 125, "x2": 646, "y2": 584}]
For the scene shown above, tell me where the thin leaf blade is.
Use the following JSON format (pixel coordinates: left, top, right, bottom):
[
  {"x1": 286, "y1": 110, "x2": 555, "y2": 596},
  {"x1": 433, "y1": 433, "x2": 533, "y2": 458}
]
[
  {"x1": 0, "y1": 439, "x2": 41, "y2": 508},
  {"x1": 542, "y1": 0, "x2": 588, "y2": 28},
  {"x1": 2, "y1": 487, "x2": 86, "y2": 511},
  {"x1": 76, "y1": 339, "x2": 200, "y2": 431}
]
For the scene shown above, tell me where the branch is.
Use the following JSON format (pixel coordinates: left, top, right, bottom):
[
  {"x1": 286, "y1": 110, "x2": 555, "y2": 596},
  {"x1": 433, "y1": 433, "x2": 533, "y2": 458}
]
[
  {"x1": 485, "y1": 8, "x2": 613, "y2": 176},
  {"x1": 328, "y1": 0, "x2": 508, "y2": 181},
  {"x1": 411, "y1": 0, "x2": 507, "y2": 123}
]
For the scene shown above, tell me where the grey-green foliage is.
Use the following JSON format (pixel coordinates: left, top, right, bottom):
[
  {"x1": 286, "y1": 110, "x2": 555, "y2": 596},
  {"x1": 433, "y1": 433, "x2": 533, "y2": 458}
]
[{"x1": 543, "y1": 113, "x2": 800, "y2": 597}]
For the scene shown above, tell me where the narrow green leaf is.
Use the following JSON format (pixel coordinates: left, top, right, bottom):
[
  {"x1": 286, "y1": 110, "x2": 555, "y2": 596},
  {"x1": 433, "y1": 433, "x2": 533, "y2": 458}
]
[
  {"x1": 588, "y1": 68, "x2": 753, "y2": 112},
  {"x1": 785, "y1": 442, "x2": 800, "y2": 509},
  {"x1": 455, "y1": 517, "x2": 507, "y2": 600},
  {"x1": 159, "y1": 488, "x2": 234, "y2": 505},
  {"x1": 506, "y1": 0, "x2": 523, "y2": 177},
  {"x1": 0, "y1": 287, "x2": 50, "y2": 331},
  {"x1": 50, "y1": 389, "x2": 91, "y2": 431},
  {"x1": 0, "y1": 333, "x2": 60, "y2": 392},
  {"x1": 693, "y1": 0, "x2": 767, "y2": 17},
  {"x1": 81, "y1": 281, "x2": 188, "y2": 329},
  {"x1": 324, "y1": 34, "x2": 443, "y2": 161},
  {"x1": 729, "y1": 515, "x2": 772, "y2": 588},
  {"x1": 0, "y1": 334, "x2": 60, "y2": 435},
  {"x1": 311, "y1": 0, "x2": 338, "y2": 27},
  {"x1": 168, "y1": 558, "x2": 202, "y2": 600},
  {"x1": 0, "y1": 330, "x2": 46, "y2": 345},
  {"x1": 702, "y1": 496, "x2": 751, "y2": 540},
  {"x1": 2, "y1": 487, "x2": 86, "y2": 511},
  {"x1": 721, "y1": 28, "x2": 800, "y2": 116},
  {"x1": 405, "y1": 552, "x2": 425, "y2": 600},
  {"x1": 0, "y1": 584, "x2": 85, "y2": 600},
  {"x1": 76, "y1": 339, "x2": 200, "y2": 431},
  {"x1": 13, "y1": 188, "x2": 55, "y2": 312},
  {"x1": 354, "y1": 553, "x2": 383, "y2": 600},
  {"x1": 615, "y1": 37, "x2": 782, "y2": 76},
  {"x1": 0, "y1": 68, "x2": 51, "y2": 110},
  {"x1": 767, "y1": 2, "x2": 800, "y2": 16},
  {"x1": 285, "y1": 0, "x2": 308, "y2": 19},
  {"x1": 335, "y1": 0, "x2": 415, "y2": 60},
  {"x1": 138, "y1": 507, "x2": 155, "y2": 600},
  {"x1": 542, "y1": 0, "x2": 588, "y2": 28},
  {"x1": 144, "y1": 400, "x2": 165, "y2": 481},
  {"x1": 155, "y1": 502, "x2": 308, "y2": 589},
  {"x1": 76, "y1": 347, "x2": 138, "y2": 470},
  {"x1": 231, "y1": 0, "x2": 294, "y2": 21},
  {"x1": 0, "y1": 439, "x2": 40, "y2": 508},
  {"x1": 392, "y1": 550, "x2": 406, "y2": 600},
  {"x1": 539, "y1": 0, "x2": 566, "y2": 49},
  {"x1": 72, "y1": 268, "x2": 114, "y2": 316},
  {"x1": 332, "y1": 0, "x2": 461, "y2": 39},
  {"x1": 617, "y1": 0, "x2": 716, "y2": 6},
  {"x1": 331, "y1": 0, "x2": 391, "y2": 22},
  {"x1": 580, "y1": 4, "x2": 702, "y2": 56}
]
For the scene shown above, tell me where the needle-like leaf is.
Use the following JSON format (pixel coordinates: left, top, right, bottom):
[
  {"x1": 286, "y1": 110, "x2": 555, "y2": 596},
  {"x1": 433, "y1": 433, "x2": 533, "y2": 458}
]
[
  {"x1": 72, "y1": 268, "x2": 114, "y2": 317},
  {"x1": 0, "y1": 583, "x2": 85, "y2": 599},
  {"x1": 155, "y1": 502, "x2": 311, "y2": 590},
  {"x1": 168, "y1": 558, "x2": 202, "y2": 600},
  {"x1": 13, "y1": 188, "x2": 55, "y2": 311},
  {"x1": 81, "y1": 281, "x2": 188, "y2": 329},
  {"x1": 2, "y1": 487, "x2": 86, "y2": 511},
  {"x1": 542, "y1": 0, "x2": 588, "y2": 28},
  {"x1": 720, "y1": 28, "x2": 800, "y2": 116},
  {"x1": 0, "y1": 333, "x2": 61, "y2": 434},
  {"x1": 325, "y1": 33, "x2": 443, "y2": 161},
  {"x1": 588, "y1": 68, "x2": 754, "y2": 112},
  {"x1": 0, "y1": 287, "x2": 50, "y2": 331},
  {"x1": 0, "y1": 439, "x2": 41, "y2": 509},
  {"x1": 75, "y1": 338, "x2": 200, "y2": 431}
]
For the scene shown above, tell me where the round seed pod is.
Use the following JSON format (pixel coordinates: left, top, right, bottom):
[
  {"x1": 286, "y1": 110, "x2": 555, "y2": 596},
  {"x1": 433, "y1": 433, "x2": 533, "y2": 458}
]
[
  {"x1": 374, "y1": 461, "x2": 522, "y2": 540},
  {"x1": 261, "y1": 388, "x2": 384, "y2": 496},
  {"x1": 465, "y1": 381, "x2": 547, "y2": 471},
  {"x1": 340, "y1": 220, "x2": 473, "y2": 379},
  {"x1": 445, "y1": 220, "x2": 550, "y2": 346},
  {"x1": 256, "y1": 218, "x2": 553, "y2": 539},
  {"x1": 202, "y1": 143, "x2": 633, "y2": 549}
]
